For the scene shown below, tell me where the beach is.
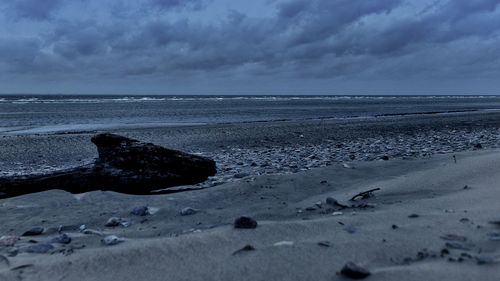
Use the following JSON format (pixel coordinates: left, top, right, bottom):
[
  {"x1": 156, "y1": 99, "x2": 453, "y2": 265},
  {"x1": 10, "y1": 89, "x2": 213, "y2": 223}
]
[{"x1": 1, "y1": 111, "x2": 500, "y2": 280}]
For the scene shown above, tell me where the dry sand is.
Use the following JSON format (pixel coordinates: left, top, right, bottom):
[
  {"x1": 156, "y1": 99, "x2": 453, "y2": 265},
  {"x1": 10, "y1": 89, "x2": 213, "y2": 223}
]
[{"x1": 1, "y1": 149, "x2": 500, "y2": 280}]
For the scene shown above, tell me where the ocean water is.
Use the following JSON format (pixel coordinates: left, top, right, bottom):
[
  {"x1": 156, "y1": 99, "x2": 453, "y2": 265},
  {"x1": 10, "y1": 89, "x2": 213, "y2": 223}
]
[{"x1": 1, "y1": 95, "x2": 499, "y2": 135}]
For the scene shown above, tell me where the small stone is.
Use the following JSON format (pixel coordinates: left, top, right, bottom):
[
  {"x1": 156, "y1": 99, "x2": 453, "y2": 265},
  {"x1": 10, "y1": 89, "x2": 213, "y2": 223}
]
[
  {"x1": 408, "y1": 214, "x2": 419, "y2": 218},
  {"x1": 488, "y1": 218, "x2": 500, "y2": 225},
  {"x1": 105, "y1": 217, "x2": 121, "y2": 227},
  {"x1": 50, "y1": 233, "x2": 71, "y2": 244},
  {"x1": 314, "y1": 201, "x2": 322, "y2": 208},
  {"x1": 317, "y1": 241, "x2": 331, "y2": 247},
  {"x1": 381, "y1": 155, "x2": 389, "y2": 160},
  {"x1": 22, "y1": 227, "x2": 44, "y2": 236},
  {"x1": 340, "y1": 262, "x2": 371, "y2": 279},
  {"x1": 232, "y1": 244, "x2": 255, "y2": 255},
  {"x1": 26, "y1": 243, "x2": 53, "y2": 254},
  {"x1": 120, "y1": 221, "x2": 131, "y2": 228},
  {"x1": 474, "y1": 143, "x2": 483, "y2": 149},
  {"x1": 305, "y1": 206, "x2": 317, "y2": 211},
  {"x1": 392, "y1": 224, "x2": 398, "y2": 229},
  {"x1": 344, "y1": 226, "x2": 357, "y2": 234},
  {"x1": 131, "y1": 206, "x2": 149, "y2": 216},
  {"x1": 180, "y1": 207, "x2": 198, "y2": 216},
  {"x1": 326, "y1": 197, "x2": 339, "y2": 206},
  {"x1": 445, "y1": 242, "x2": 470, "y2": 250},
  {"x1": 233, "y1": 173, "x2": 249, "y2": 179},
  {"x1": 101, "y1": 235, "x2": 124, "y2": 246},
  {"x1": 440, "y1": 234, "x2": 467, "y2": 242},
  {"x1": 234, "y1": 216, "x2": 258, "y2": 229},
  {"x1": 475, "y1": 255, "x2": 494, "y2": 265}
]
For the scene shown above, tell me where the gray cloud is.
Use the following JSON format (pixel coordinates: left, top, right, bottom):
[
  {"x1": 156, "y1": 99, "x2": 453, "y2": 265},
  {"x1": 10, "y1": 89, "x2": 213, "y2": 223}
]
[{"x1": 0, "y1": 0, "x2": 499, "y2": 94}]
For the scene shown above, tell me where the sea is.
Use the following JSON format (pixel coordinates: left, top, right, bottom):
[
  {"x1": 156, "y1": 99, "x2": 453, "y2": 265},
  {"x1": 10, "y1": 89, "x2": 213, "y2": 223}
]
[{"x1": 1, "y1": 95, "x2": 500, "y2": 135}]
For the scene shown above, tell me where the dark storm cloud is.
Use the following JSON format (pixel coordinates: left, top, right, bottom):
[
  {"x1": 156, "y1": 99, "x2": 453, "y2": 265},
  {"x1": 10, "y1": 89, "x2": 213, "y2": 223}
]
[
  {"x1": 0, "y1": 0, "x2": 500, "y2": 94},
  {"x1": 10, "y1": 0, "x2": 63, "y2": 20}
]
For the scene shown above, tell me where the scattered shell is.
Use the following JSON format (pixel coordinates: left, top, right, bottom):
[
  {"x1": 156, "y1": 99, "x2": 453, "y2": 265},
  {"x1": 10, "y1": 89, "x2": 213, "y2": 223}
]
[
  {"x1": 120, "y1": 221, "x2": 131, "y2": 228},
  {"x1": 273, "y1": 241, "x2": 294, "y2": 246},
  {"x1": 50, "y1": 233, "x2": 71, "y2": 244},
  {"x1": 342, "y1": 163, "x2": 353, "y2": 169},
  {"x1": 26, "y1": 243, "x2": 53, "y2": 254},
  {"x1": 22, "y1": 227, "x2": 44, "y2": 236},
  {"x1": 101, "y1": 235, "x2": 124, "y2": 246},
  {"x1": 131, "y1": 206, "x2": 149, "y2": 216},
  {"x1": 105, "y1": 217, "x2": 121, "y2": 227},
  {"x1": 180, "y1": 207, "x2": 198, "y2": 216},
  {"x1": 79, "y1": 224, "x2": 86, "y2": 231},
  {"x1": 332, "y1": 211, "x2": 343, "y2": 216},
  {"x1": 340, "y1": 262, "x2": 371, "y2": 279},
  {"x1": 0, "y1": 236, "x2": 19, "y2": 247},
  {"x1": 234, "y1": 216, "x2": 258, "y2": 229}
]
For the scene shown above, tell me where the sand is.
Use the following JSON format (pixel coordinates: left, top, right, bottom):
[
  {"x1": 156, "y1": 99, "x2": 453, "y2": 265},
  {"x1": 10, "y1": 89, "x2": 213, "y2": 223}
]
[{"x1": 1, "y1": 149, "x2": 499, "y2": 280}]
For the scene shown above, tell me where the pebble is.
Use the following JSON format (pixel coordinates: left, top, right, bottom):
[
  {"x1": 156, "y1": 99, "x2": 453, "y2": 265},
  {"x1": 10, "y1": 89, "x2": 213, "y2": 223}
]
[
  {"x1": 344, "y1": 226, "x2": 357, "y2": 234},
  {"x1": 445, "y1": 242, "x2": 470, "y2": 250},
  {"x1": 326, "y1": 197, "x2": 339, "y2": 206},
  {"x1": 440, "y1": 234, "x2": 467, "y2": 242},
  {"x1": 232, "y1": 244, "x2": 255, "y2": 255},
  {"x1": 26, "y1": 243, "x2": 53, "y2": 254},
  {"x1": 120, "y1": 221, "x2": 132, "y2": 228},
  {"x1": 101, "y1": 235, "x2": 124, "y2": 246},
  {"x1": 340, "y1": 262, "x2": 371, "y2": 279},
  {"x1": 273, "y1": 241, "x2": 294, "y2": 246},
  {"x1": 488, "y1": 218, "x2": 500, "y2": 225},
  {"x1": 180, "y1": 207, "x2": 198, "y2": 216},
  {"x1": 105, "y1": 217, "x2": 122, "y2": 227},
  {"x1": 408, "y1": 214, "x2": 419, "y2": 218},
  {"x1": 234, "y1": 216, "x2": 258, "y2": 229},
  {"x1": 475, "y1": 255, "x2": 494, "y2": 265},
  {"x1": 22, "y1": 227, "x2": 44, "y2": 236},
  {"x1": 50, "y1": 233, "x2": 71, "y2": 244},
  {"x1": 317, "y1": 241, "x2": 331, "y2": 247},
  {"x1": 131, "y1": 206, "x2": 149, "y2": 216}
]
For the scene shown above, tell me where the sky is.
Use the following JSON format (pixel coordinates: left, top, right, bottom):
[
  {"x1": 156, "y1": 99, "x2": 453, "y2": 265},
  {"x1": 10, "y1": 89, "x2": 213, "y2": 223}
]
[{"x1": 0, "y1": 0, "x2": 499, "y2": 95}]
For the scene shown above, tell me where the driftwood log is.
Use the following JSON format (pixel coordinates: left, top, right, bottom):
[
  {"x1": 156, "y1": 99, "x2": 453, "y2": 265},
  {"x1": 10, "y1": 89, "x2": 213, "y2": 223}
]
[{"x1": 0, "y1": 133, "x2": 217, "y2": 198}]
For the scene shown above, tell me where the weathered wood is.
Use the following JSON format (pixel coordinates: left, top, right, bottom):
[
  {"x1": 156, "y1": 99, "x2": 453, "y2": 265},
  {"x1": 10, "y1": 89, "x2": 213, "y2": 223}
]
[{"x1": 0, "y1": 133, "x2": 217, "y2": 198}]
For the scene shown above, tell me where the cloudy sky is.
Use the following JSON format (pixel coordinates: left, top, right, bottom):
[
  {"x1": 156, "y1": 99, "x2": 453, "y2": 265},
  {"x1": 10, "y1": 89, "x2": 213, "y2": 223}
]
[{"x1": 0, "y1": 0, "x2": 499, "y2": 95}]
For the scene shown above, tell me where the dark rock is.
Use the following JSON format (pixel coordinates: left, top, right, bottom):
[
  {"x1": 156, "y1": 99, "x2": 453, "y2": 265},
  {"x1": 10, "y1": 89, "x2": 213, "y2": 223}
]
[
  {"x1": 381, "y1": 155, "x2": 389, "y2": 160},
  {"x1": 317, "y1": 241, "x2": 331, "y2": 247},
  {"x1": 232, "y1": 244, "x2": 255, "y2": 255},
  {"x1": 340, "y1": 262, "x2": 371, "y2": 279},
  {"x1": 408, "y1": 214, "x2": 419, "y2": 218},
  {"x1": 50, "y1": 233, "x2": 71, "y2": 244},
  {"x1": 26, "y1": 243, "x2": 53, "y2": 254},
  {"x1": 131, "y1": 206, "x2": 149, "y2": 216},
  {"x1": 474, "y1": 143, "x2": 483, "y2": 149},
  {"x1": 234, "y1": 216, "x2": 258, "y2": 229},
  {"x1": 0, "y1": 133, "x2": 217, "y2": 198},
  {"x1": 392, "y1": 224, "x2": 398, "y2": 229},
  {"x1": 105, "y1": 217, "x2": 121, "y2": 227},
  {"x1": 22, "y1": 227, "x2": 44, "y2": 236},
  {"x1": 180, "y1": 207, "x2": 198, "y2": 216},
  {"x1": 488, "y1": 218, "x2": 500, "y2": 225}
]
